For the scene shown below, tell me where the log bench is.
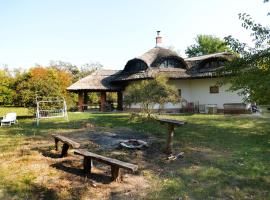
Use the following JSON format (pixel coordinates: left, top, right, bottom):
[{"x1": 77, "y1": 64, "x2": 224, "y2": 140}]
[
  {"x1": 223, "y1": 103, "x2": 247, "y2": 114},
  {"x1": 74, "y1": 149, "x2": 138, "y2": 181},
  {"x1": 52, "y1": 134, "x2": 80, "y2": 157}
]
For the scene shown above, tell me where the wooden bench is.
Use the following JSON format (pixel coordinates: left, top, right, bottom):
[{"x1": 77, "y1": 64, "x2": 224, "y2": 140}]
[
  {"x1": 52, "y1": 134, "x2": 80, "y2": 157},
  {"x1": 74, "y1": 149, "x2": 138, "y2": 181},
  {"x1": 223, "y1": 103, "x2": 247, "y2": 114}
]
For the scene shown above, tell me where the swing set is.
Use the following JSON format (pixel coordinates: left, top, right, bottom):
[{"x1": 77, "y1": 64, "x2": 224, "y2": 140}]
[{"x1": 36, "y1": 97, "x2": 68, "y2": 126}]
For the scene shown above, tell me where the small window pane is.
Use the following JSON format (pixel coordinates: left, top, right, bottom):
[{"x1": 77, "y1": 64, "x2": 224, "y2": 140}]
[
  {"x1": 210, "y1": 86, "x2": 219, "y2": 94},
  {"x1": 178, "y1": 89, "x2": 182, "y2": 97}
]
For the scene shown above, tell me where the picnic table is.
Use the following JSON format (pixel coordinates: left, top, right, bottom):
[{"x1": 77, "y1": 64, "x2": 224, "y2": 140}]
[{"x1": 156, "y1": 118, "x2": 186, "y2": 154}]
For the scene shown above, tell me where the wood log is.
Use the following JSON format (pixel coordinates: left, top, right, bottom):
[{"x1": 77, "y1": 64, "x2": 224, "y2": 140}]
[
  {"x1": 111, "y1": 165, "x2": 121, "y2": 182},
  {"x1": 83, "y1": 157, "x2": 93, "y2": 175},
  {"x1": 165, "y1": 124, "x2": 175, "y2": 154},
  {"x1": 61, "y1": 143, "x2": 70, "y2": 157},
  {"x1": 55, "y1": 138, "x2": 59, "y2": 151}
]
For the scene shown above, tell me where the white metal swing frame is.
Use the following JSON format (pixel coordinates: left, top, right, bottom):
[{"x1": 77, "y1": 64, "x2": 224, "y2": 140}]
[{"x1": 36, "y1": 97, "x2": 68, "y2": 126}]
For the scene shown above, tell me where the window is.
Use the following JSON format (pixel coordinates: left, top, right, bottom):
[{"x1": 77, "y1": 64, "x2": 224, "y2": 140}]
[
  {"x1": 210, "y1": 86, "x2": 219, "y2": 94},
  {"x1": 135, "y1": 62, "x2": 146, "y2": 71},
  {"x1": 124, "y1": 61, "x2": 147, "y2": 73},
  {"x1": 159, "y1": 59, "x2": 183, "y2": 68},
  {"x1": 178, "y1": 89, "x2": 182, "y2": 98}
]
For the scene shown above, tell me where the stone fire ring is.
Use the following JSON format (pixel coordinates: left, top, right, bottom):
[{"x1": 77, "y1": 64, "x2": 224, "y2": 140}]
[{"x1": 119, "y1": 139, "x2": 148, "y2": 149}]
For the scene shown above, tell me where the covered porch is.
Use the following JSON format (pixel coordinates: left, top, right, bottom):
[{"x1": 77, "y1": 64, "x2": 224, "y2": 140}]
[
  {"x1": 67, "y1": 69, "x2": 124, "y2": 112},
  {"x1": 76, "y1": 90, "x2": 123, "y2": 112}
]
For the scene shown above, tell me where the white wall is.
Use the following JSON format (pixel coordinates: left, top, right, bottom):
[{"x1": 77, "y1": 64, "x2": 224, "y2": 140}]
[
  {"x1": 170, "y1": 78, "x2": 244, "y2": 109},
  {"x1": 127, "y1": 78, "x2": 244, "y2": 110}
]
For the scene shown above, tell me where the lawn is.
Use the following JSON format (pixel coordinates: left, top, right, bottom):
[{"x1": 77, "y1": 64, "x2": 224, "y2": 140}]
[
  {"x1": 0, "y1": 107, "x2": 34, "y2": 117},
  {"x1": 0, "y1": 111, "x2": 269, "y2": 200}
]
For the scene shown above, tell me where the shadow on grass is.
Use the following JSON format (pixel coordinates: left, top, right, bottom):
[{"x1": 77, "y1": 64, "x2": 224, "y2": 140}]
[
  {"x1": 0, "y1": 180, "x2": 59, "y2": 200},
  {"x1": 51, "y1": 160, "x2": 112, "y2": 184}
]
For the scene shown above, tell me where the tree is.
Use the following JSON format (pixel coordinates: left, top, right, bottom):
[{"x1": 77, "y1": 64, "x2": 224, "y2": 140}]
[
  {"x1": 0, "y1": 69, "x2": 15, "y2": 105},
  {"x1": 185, "y1": 34, "x2": 232, "y2": 57},
  {"x1": 80, "y1": 62, "x2": 103, "y2": 78},
  {"x1": 124, "y1": 75, "x2": 180, "y2": 116},
  {"x1": 222, "y1": 5, "x2": 270, "y2": 104},
  {"x1": 15, "y1": 66, "x2": 73, "y2": 107},
  {"x1": 50, "y1": 60, "x2": 80, "y2": 81},
  {"x1": 50, "y1": 60, "x2": 103, "y2": 82}
]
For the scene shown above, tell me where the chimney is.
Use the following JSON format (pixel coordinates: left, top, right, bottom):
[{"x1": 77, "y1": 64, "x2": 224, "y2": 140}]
[{"x1": 155, "y1": 31, "x2": 162, "y2": 47}]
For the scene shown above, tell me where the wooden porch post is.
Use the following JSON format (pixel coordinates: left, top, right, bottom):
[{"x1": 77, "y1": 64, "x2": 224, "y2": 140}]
[
  {"x1": 78, "y1": 91, "x2": 84, "y2": 112},
  {"x1": 83, "y1": 91, "x2": 88, "y2": 110},
  {"x1": 117, "y1": 91, "x2": 123, "y2": 111},
  {"x1": 100, "y1": 92, "x2": 106, "y2": 112}
]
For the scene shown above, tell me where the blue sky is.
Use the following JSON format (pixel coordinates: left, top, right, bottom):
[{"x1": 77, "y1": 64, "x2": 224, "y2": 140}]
[{"x1": 0, "y1": 0, "x2": 269, "y2": 70}]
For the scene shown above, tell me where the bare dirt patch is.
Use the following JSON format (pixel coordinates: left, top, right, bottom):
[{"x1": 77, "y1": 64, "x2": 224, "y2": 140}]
[{"x1": 31, "y1": 126, "x2": 155, "y2": 199}]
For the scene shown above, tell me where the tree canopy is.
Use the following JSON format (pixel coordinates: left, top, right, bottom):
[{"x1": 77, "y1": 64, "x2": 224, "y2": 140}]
[
  {"x1": 0, "y1": 61, "x2": 103, "y2": 108},
  {"x1": 124, "y1": 75, "x2": 180, "y2": 116},
  {"x1": 185, "y1": 34, "x2": 232, "y2": 57},
  {"x1": 222, "y1": 6, "x2": 270, "y2": 104}
]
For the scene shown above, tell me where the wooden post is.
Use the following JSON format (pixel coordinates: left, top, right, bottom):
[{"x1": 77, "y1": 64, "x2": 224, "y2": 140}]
[
  {"x1": 117, "y1": 91, "x2": 123, "y2": 111},
  {"x1": 100, "y1": 92, "x2": 106, "y2": 112},
  {"x1": 55, "y1": 138, "x2": 59, "y2": 151},
  {"x1": 61, "y1": 143, "x2": 69, "y2": 157},
  {"x1": 83, "y1": 91, "x2": 88, "y2": 110},
  {"x1": 111, "y1": 165, "x2": 121, "y2": 182},
  {"x1": 78, "y1": 91, "x2": 84, "y2": 112},
  {"x1": 165, "y1": 124, "x2": 175, "y2": 154},
  {"x1": 83, "y1": 157, "x2": 93, "y2": 175}
]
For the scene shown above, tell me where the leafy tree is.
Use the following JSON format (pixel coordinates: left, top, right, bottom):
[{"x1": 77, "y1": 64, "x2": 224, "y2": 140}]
[
  {"x1": 222, "y1": 5, "x2": 270, "y2": 104},
  {"x1": 0, "y1": 69, "x2": 15, "y2": 105},
  {"x1": 50, "y1": 60, "x2": 103, "y2": 82},
  {"x1": 15, "y1": 66, "x2": 73, "y2": 107},
  {"x1": 50, "y1": 60, "x2": 80, "y2": 81},
  {"x1": 124, "y1": 75, "x2": 180, "y2": 116},
  {"x1": 80, "y1": 62, "x2": 103, "y2": 78},
  {"x1": 185, "y1": 34, "x2": 232, "y2": 57}
]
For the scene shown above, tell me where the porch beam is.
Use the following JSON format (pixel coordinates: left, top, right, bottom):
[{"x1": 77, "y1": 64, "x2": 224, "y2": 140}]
[
  {"x1": 100, "y1": 92, "x2": 106, "y2": 112},
  {"x1": 78, "y1": 91, "x2": 84, "y2": 112},
  {"x1": 117, "y1": 91, "x2": 123, "y2": 111}
]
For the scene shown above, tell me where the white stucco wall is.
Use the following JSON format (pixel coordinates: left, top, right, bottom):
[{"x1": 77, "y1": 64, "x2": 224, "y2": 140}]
[
  {"x1": 170, "y1": 78, "x2": 244, "y2": 109},
  {"x1": 128, "y1": 78, "x2": 244, "y2": 110}
]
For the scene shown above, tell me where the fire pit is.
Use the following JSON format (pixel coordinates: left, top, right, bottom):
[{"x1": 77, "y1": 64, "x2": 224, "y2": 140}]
[{"x1": 119, "y1": 139, "x2": 148, "y2": 149}]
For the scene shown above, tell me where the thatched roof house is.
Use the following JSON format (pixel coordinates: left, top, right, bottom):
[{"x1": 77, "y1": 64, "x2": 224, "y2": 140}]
[{"x1": 68, "y1": 32, "x2": 241, "y2": 112}]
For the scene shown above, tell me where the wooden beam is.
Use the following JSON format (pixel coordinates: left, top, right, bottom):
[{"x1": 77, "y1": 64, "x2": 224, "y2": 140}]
[
  {"x1": 100, "y1": 92, "x2": 106, "y2": 112},
  {"x1": 111, "y1": 165, "x2": 121, "y2": 182},
  {"x1": 55, "y1": 138, "x2": 59, "y2": 151},
  {"x1": 78, "y1": 91, "x2": 84, "y2": 112},
  {"x1": 165, "y1": 124, "x2": 175, "y2": 154},
  {"x1": 61, "y1": 143, "x2": 70, "y2": 157},
  {"x1": 83, "y1": 157, "x2": 93, "y2": 175},
  {"x1": 117, "y1": 91, "x2": 123, "y2": 111}
]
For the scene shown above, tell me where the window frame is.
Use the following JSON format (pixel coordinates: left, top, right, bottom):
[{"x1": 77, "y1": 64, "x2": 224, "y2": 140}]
[{"x1": 210, "y1": 86, "x2": 219, "y2": 94}]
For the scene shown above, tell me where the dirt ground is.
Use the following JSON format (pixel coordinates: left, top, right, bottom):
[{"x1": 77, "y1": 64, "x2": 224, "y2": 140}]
[{"x1": 31, "y1": 125, "x2": 167, "y2": 200}]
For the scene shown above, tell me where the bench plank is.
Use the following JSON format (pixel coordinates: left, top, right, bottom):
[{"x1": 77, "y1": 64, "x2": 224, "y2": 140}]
[
  {"x1": 52, "y1": 134, "x2": 80, "y2": 148},
  {"x1": 52, "y1": 134, "x2": 80, "y2": 157},
  {"x1": 74, "y1": 149, "x2": 138, "y2": 172}
]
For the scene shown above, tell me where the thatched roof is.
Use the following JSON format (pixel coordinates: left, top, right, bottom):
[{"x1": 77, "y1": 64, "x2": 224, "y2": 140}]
[
  {"x1": 67, "y1": 69, "x2": 122, "y2": 91},
  {"x1": 138, "y1": 47, "x2": 187, "y2": 68},
  {"x1": 67, "y1": 50, "x2": 235, "y2": 92},
  {"x1": 112, "y1": 51, "x2": 234, "y2": 82},
  {"x1": 185, "y1": 52, "x2": 234, "y2": 68}
]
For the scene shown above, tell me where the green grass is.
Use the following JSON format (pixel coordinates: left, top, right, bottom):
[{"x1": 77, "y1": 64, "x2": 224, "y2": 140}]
[
  {"x1": 0, "y1": 107, "x2": 34, "y2": 117},
  {"x1": 0, "y1": 111, "x2": 269, "y2": 199}
]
